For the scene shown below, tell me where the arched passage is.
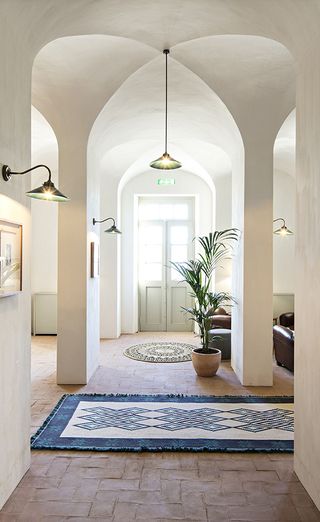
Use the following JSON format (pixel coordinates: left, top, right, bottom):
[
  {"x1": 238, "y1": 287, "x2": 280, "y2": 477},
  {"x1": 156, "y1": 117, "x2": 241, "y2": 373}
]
[
  {"x1": 3, "y1": 0, "x2": 320, "y2": 513},
  {"x1": 273, "y1": 109, "x2": 296, "y2": 315}
]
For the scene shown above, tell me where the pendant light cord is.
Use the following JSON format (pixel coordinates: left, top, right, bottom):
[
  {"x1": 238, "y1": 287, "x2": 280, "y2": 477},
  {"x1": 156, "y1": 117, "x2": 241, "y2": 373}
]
[{"x1": 164, "y1": 49, "x2": 169, "y2": 154}]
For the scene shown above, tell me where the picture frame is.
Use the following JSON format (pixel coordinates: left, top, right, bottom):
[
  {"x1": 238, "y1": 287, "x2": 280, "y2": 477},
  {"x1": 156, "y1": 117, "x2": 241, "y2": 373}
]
[
  {"x1": 90, "y1": 241, "x2": 99, "y2": 278},
  {"x1": 0, "y1": 219, "x2": 22, "y2": 297}
]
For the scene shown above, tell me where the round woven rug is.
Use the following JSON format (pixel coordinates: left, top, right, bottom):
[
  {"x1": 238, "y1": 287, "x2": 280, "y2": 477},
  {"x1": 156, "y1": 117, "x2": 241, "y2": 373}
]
[{"x1": 124, "y1": 342, "x2": 195, "y2": 363}]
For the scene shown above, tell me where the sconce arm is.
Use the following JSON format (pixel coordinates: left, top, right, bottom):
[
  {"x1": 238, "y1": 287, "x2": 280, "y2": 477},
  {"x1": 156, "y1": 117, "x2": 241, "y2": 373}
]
[
  {"x1": 92, "y1": 217, "x2": 115, "y2": 226},
  {"x1": 2, "y1": 164, "x2": 52, "y2": 182},
  {"x1": 273, "y1": 218, "x2": 285, "y2": 227}
]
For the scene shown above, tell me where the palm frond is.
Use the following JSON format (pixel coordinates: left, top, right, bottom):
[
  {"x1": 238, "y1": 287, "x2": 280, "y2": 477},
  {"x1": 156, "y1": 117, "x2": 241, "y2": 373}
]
[{"x1": 170, "y1": 228, "x2": 239, "y2": 350}]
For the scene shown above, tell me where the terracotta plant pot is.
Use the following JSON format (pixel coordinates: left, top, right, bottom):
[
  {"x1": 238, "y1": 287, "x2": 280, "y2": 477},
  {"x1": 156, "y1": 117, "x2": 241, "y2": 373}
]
[{"x1": 191, "y1": 347, "x2": 221, "y2": 377}]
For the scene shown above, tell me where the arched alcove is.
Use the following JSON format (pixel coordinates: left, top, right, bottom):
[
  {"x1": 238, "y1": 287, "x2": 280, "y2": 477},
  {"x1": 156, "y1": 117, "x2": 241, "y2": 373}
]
[
  {"x1": 31, "y1": 106, "x2": 59, "y2": 298},
  {"x1": 273, "y1": 108, "x2": 296, "y2": 316}
]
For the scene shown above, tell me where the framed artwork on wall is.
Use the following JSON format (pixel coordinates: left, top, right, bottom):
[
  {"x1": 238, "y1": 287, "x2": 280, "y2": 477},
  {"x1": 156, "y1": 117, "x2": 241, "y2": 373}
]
[
  {"x1": 0, "y1": 220, "x2": 22, "y2": 297},
  {"x1": 90, "y1": 241, "x2": 99, "y2": 278}
]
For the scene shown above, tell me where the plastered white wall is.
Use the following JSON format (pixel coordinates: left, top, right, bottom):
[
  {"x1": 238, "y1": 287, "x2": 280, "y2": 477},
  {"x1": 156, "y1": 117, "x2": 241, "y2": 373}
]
[
  {"x1": 56, "y1": 131, "x2": 100, "y2": 384},
  {"x1": 99, "y1": 176, "x2": 121, "y2": 339},
  {"x1": 273, "y1": 170, "x2": 295, "y2": 295},
  {"x1": 214, "y1": 175, "x2": 233, "y2": 293},
  {"x1": 31, "y1": 107, "x2": 58, "y2": 294},
  {"x1": 294, "y1": 51, "x2": 320, "y2": 510},
  {"x1": 0, "y1": 33, "x2": 32, "y2": 507}
]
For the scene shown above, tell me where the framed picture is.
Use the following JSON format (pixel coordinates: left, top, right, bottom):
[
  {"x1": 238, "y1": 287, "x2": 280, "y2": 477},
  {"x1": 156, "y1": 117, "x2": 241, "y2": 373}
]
[
  {"x1": 0, "y1": 220, "x2": 22, "y2": 297},
  {"x1": 90, "y1": 241, "x2": 99, "y2": 278}
]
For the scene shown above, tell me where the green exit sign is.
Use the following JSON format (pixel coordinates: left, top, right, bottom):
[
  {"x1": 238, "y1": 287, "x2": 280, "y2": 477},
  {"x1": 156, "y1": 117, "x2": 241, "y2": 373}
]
[{"x1": 157, "y1": 178, "x2": 175, "y2": 186}]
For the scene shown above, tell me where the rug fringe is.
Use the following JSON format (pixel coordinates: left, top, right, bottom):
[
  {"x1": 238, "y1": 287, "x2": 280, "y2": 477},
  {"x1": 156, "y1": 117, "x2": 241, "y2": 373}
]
[
  {"x1": 52, "y1": 392, "x2": 294, "y2": 400},
  {"x1": 31, "y1": 444, "x2": 293, "y2": 453},
  {"x1": 31, "y1": 394, "x2": 68, "y2": 445}
]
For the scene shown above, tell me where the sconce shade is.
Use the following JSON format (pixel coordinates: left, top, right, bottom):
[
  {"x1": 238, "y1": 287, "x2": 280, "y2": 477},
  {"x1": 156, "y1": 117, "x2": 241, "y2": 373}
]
[
  {"x1": 26, "y1": 180, "x2": 70, "y2": 202},
  {"x1": 105, "y1": 224, "x2": 122, "y2": 234},
  {"x1": 93, "y1": 216, "x2": 121, "y2": 234},
  {"x1": 273, "y1": 225, "x2": 294, "y2": 236},
  {"x1": 273, "y1": 217, "x2": 293, "y2": 236},
  {"x1": 2, "y1": 164, "x2": 70, "y2": 202},
  {"x1": 150, "y1": 152, "x2": 182, "y2": 170}
]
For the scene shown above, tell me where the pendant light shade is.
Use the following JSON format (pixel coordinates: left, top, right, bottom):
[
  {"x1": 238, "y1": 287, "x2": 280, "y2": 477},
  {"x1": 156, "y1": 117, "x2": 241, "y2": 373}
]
[
  {"x1": 150, "y1": 152, "x2": 181, "y2": 170},
  {"x1": 150, "y1": 49, "x2": 181, "y2": 170},
  {"x1": 273, "y1": 218, "x2": 293, "y2": 236}
]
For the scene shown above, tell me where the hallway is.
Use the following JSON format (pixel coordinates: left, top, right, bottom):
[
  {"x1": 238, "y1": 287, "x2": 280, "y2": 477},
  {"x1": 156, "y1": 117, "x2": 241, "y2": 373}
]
[{"x1": 2, "y1": 334, "x2": 319, "y2": 521}]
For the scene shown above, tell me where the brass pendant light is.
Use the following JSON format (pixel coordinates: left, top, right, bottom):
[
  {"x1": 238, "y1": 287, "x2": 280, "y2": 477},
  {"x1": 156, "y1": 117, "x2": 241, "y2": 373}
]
[{"x1": 150, "y1": 49, "x2": 181, "y2": 170}]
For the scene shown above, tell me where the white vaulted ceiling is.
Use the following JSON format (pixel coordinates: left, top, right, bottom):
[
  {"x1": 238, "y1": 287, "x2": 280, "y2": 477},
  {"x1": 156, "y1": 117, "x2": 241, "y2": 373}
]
[{"x1": 31, "y1": 10, "x2": 297, "y2": 186}]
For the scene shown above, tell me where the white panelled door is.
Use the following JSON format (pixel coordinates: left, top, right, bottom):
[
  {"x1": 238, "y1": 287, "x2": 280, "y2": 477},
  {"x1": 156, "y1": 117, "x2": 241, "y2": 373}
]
[{"x1": 139, "y1": 198, "x2": 194, "y2": 332}]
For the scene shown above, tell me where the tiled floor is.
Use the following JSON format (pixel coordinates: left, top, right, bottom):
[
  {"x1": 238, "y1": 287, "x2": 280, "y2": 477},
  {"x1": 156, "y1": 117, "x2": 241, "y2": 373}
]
[{"x1": 1, "y1": 332, "x2": 320, "y2": 521}]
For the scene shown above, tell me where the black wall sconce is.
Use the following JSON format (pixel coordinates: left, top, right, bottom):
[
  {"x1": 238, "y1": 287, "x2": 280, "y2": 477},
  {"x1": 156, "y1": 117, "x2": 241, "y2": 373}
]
[
  {"x1": 93, "y1": 217, "x2": 121, "y2": 234},
  {"x1": 2, "y1": 164, "x2": 69, "y2": 202},
  {"x1": 273, "y1": 218, "x2": 293, "y2": 236}
]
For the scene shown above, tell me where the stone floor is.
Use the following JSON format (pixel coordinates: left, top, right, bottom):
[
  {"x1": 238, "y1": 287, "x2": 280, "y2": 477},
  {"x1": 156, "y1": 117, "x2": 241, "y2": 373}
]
[{"x1": 1, "y1": 332, "x2": 320, "y2": 521}]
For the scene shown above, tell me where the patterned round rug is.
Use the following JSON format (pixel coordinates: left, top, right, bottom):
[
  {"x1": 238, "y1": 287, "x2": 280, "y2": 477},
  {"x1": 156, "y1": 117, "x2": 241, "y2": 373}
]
[{"x1": 124, "y1": 342, "x2": 195, "y2": 363}]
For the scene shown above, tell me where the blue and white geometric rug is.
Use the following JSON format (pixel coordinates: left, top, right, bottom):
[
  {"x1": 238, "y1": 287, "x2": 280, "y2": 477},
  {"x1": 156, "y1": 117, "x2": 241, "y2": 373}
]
[{"x1": 31, "y1": 394, "x2": 294, "y2": 453}]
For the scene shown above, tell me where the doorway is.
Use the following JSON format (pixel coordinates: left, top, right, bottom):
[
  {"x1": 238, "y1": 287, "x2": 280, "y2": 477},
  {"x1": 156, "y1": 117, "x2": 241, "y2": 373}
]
[{"x1": 138, "y1": 197, "x2": 194, "y2": 331}]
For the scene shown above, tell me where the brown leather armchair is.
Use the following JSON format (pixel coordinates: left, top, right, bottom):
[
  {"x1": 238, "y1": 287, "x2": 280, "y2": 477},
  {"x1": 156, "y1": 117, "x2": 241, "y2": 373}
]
[
  {"x1": 208, "y1": 307, "x2": 231, "y2": 330},
  {"x1": 210, "y1": 315, "x2": 231, "y2": 329},
  {"x1": 273, "y1": 325, "x2": 294, "y2": 372},
  {"x1": 279, "y1": 312, "x2": 294, "y2": 330}
]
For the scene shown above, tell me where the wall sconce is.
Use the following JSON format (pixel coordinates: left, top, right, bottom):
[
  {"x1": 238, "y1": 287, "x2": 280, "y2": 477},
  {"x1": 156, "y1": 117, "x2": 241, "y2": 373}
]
[
  {"x1": 2, "y1": 164, "x2": 69, "y2": 202},
  {"x1": 273, "y1": 218, "x2": 293, "y2": 236},
  {"x1": 93, "y1": 217, "x2": 121, "y2": 234}
]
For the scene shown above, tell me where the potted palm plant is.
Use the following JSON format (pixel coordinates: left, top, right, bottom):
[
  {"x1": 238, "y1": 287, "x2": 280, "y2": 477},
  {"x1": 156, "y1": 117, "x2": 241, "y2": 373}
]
[{"x1": 171, "y1": 229, "x2": 238, "y2": 377}]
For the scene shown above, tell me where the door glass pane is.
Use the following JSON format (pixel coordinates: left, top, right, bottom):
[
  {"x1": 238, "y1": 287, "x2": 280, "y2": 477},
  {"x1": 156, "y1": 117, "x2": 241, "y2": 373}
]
[
  {"x1": 141, "y1": 263, "x2": 162, "y2": 281},
  {"x1": 159, "y1": 204, "x2": 173, "y2": 220},
  {"x1": 140, "y1": 225, "x2": 162, "y2": 245},
  {"x1": 139, "y1": 204, "x2": 160, "y2": 220},
  {"x1": 170, "y1": 225, "x2": 188, "y2": 245},
  {"x1": 173, "y1": 204, "x2": 188, "y2": 220},
  {"x1": 141, "y1": 244, "x2": 162, "y2": 263},
  {"x1": 170, "y1": 245, "x2": 188, "y2": 263}
]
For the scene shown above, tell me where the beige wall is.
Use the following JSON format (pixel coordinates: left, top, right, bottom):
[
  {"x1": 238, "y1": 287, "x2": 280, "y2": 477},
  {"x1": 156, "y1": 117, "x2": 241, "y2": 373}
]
[
  {"x1": 294, "y1": 49, "x2": 320, "y2": 510},
  {"x1": 0, "y1": 38, "x2": 32, "y2": 507}
]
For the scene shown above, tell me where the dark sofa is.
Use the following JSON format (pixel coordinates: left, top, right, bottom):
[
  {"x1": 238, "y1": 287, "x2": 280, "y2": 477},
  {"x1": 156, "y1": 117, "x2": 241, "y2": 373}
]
[{"x1": 273, "y1": 325, "x2": 294, "y2": 372}]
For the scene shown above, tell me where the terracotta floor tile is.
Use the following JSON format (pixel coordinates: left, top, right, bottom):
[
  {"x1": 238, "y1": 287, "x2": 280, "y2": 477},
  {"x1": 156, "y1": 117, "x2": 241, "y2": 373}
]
[
  {"x1": 20, "y1": 501, "x2": 91, "y2": 517},
  {"x1": 136, "y1": 502, "x2": 185, "y2": 520},
  {"x1": 161, "y1": 479, "x2": 181, "y2": 503},
  {"x1": 296, "y1": 506, "x2": 320, "y2": 521},
  {"x1": 116, "y1": 489, "x2": 162, "y2": 504},
  {"x1": 98, "y1": 478, "x2": 140, "y2": 491},
  {"x1": 1, "y1": 333, "x2": 319, "y2": 521},
  {"x1": 204, "y1": 491, "x2": 246, "y2": 506},
  {"x1": 32, "y1": 487, "x2": 76, "y2": 501},
  {"x1": 227, "y1": 505, "x2": 277, "y2": 521},
  {"x1": 113, "y1": 502, "x2": 138, "y2": 521},
  {"x1": 89, "y1": 499, "x2": 115, "y2": 517},
  {"x1": 206, "y1": 505, "x2": 232, "y2": 521}
]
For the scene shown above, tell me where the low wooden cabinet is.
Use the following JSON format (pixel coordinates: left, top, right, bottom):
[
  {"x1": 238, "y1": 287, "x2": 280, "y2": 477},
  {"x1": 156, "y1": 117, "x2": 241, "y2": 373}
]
[{"x1": 32, "y1": 293, "x2": 57, "y2": 335}]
